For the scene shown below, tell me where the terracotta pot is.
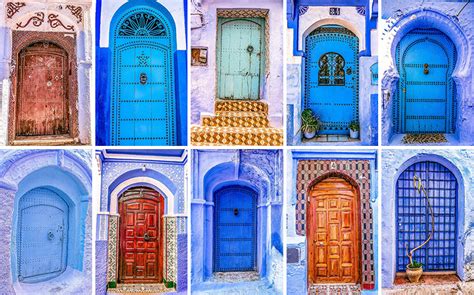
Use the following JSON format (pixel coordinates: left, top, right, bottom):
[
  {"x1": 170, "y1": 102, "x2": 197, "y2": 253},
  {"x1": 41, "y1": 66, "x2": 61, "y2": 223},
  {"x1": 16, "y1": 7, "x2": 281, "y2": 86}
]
[{"x1": 406, "y1": 265, "x2": 423, "y2": 283}]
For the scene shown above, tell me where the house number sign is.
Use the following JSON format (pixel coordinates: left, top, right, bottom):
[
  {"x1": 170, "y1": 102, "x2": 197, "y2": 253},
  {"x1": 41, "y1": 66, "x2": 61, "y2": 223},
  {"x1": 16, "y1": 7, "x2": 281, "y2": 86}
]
[{"x1": 329, "y1": 7, "x2": 340, "y2": 15}]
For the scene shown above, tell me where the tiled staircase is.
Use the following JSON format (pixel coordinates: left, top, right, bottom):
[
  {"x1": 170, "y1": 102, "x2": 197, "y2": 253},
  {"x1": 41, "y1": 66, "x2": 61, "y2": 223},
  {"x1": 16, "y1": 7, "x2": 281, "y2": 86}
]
[{"x1": 191, "y1": 100, "x2": 283, "y2": 146}]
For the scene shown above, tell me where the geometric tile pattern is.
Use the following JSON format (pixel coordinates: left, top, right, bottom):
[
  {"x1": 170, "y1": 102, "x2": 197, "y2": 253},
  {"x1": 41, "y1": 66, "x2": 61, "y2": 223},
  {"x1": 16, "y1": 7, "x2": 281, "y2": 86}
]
[
  {"x1": 107, "y1": 215, "x2": 119, "y2": 284},
  {"x1": 296, "y1": 160, "x2": 374, "y2": 289},
  {"x1": 164, "y1": 216, "x2": 177, "y2": 285},
  {"x1": 309, "y1": 284, "x2": 361, "y2": 295},
  {"x1": 202, "y1": 111, "x2": 269, "y2": 128}
]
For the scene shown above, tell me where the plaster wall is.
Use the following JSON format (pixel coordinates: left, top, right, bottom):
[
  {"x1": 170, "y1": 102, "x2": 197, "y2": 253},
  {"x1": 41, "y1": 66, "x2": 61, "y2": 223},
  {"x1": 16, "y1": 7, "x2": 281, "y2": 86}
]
[
  {"x1": 381, "y1": 149, "x2": 474, "y2": 288},
  {"x1": 190, "y1": 0, "x2": 284, "y2": 128}
]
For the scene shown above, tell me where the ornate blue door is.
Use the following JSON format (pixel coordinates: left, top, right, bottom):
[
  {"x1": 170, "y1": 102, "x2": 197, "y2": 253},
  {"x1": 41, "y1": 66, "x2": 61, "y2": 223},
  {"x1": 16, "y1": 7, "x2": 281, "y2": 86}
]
[
  {"x1": 17, "y1": 188, "x2": 69, "y2": 283},
  {"x1": 111, "y1": 9, "x2": 176, "y2": 145},
  {"x1": 395, "y1": 29, "x2": 456, "y2": 133},
  {"x1": 304, "y1": 25, "x2": 359, "y2": 135},
  {"x1": 396, "y1": 161, "x2": 457, "y2": 271},
  {"x1": 214, "y1": 186, "x2": 257, "y2": 272},
  {"x1": 217, "y1": 18, "x2": 265, "y2": 100}
]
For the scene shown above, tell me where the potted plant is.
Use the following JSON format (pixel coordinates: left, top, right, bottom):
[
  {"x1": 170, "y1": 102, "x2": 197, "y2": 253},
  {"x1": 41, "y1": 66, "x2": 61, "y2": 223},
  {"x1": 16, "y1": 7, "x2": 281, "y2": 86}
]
[
  {"x1": 349, "y1": 120, "x2": 360, "y2": 139},
  {"x1": 299, "y1": 109, "x2": 321, "y2": 139},
  {"x1": 405, "y1": 175, "x2": 435, "y2": 283}
]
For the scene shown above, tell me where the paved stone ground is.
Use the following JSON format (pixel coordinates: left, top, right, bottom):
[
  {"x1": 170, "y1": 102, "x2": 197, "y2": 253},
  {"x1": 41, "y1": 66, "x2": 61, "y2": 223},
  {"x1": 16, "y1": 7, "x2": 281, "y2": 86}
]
[
  {"x1": 383, "y1": 282, "x2": 474, "y2": 295},
  {"x1": 308, "y1": 284, "x2": 361, "y2": 295},
  {"x1": 192, "y1": 277, "x2": 278, "y2": 295}
]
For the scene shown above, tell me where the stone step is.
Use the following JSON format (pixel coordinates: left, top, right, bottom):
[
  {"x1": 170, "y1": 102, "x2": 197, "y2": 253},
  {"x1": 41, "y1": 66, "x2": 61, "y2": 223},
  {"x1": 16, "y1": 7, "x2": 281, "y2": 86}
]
[
  {"x1": 202, "y1": 111, "x2": 269, "y2": 128},
  {"x1": 12, "y1": 135, "x2": 78, "y2": 146},
  {"x1": 191, "y1": 126, "x2": 283, "y2": 146},
  {"x1": 215, "y1": 100, "x2": 268, "y2": 114}
]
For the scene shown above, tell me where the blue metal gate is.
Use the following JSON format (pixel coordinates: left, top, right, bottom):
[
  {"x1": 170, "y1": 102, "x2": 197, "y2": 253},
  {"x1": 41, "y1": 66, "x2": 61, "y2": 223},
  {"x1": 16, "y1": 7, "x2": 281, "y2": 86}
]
[
  {"x1": 214, "y1": 185, "x2": 257, "y2": 272},
  {"x1": 396, "y1": 161, "x2": 457, "y2": 271},
  {"x1": 304, "y1": 25, "x2": 359, "y2": 135},
  {"x1": 111, "y1": 8, "x2": 176, "y2": 146},
  {"x1": 17, "y1": 188, "x2": 69, "y2": 283},
  {"x1": 395, "y1": 28, "x2": 456, "y2": 133}
]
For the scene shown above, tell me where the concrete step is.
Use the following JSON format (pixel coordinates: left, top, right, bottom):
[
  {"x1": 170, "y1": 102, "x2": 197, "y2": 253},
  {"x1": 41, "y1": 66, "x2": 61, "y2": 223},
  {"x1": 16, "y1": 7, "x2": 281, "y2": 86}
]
[
  {"x1": 191, "y1": 125, "x2": 283, "y2": 146},
  {"x1": 215, "y1": 100, "x2": 268, "y2": 114},
  {"x1": 202, "y1": 111, "x2": 269, "y2": 128}
]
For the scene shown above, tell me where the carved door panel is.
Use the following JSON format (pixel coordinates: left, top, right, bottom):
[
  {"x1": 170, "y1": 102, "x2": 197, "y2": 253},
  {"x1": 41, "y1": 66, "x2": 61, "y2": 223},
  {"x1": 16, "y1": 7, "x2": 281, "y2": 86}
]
[
  {"x1": 214, "y1": 186, "x2": 257, "y2": 272},
  {"x1": 307, "y1": 177, "x2": 360, "y2": 284},
  {"x1": 396, "y1": 29, "x2": 456, "y2": 133},
  {"x1": 217, "y1": 18, "x2": 265, "y2": 100},
  {"x1": 16, "y1": 42, "x2": 69, "y2": 136},
  {"x1": 18, "y1": 188, "x2": 68, "y2": 283},
  {"x1": 304, "y1": 25, "x2": 359, "y2": 135},
  {"x1": 119, "y1": 188, "x2": 163, "y2": 283}
]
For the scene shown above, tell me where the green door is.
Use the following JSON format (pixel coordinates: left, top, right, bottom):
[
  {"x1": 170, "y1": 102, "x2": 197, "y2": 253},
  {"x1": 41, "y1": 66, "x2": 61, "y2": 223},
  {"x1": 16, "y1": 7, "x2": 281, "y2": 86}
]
[{"x1": 217, "y1": 17, "x2": 265, "y2": 100}]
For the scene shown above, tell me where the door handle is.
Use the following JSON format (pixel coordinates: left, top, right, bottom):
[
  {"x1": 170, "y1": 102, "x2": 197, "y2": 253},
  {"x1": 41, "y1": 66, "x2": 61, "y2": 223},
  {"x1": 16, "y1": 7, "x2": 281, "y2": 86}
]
[
  {"x1": 423, "y1": 63, "x2": 429, "y2": 75},
  {"x1": 144, "y1": 232, "x2": 151, "y2": 241},
  {"x1": 48, "y1": 231, "x2": 55, "y2": 240},
  {"x1": 140, "y1": 73, "x2": 147, "y2": 85}
]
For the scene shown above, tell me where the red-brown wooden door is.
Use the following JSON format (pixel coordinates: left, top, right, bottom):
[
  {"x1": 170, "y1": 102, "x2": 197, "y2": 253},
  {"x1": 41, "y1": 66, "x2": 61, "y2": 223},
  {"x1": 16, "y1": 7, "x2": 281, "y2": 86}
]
[
  {"x1": 16, "y1": 42, "x2": 69, "y2": 136},
  {"x1": 307, "y1": 177, "x2": 360, "y2": 284},
  {"x1": 119, "y1": 187, "x2": 164, "y2": 283}
]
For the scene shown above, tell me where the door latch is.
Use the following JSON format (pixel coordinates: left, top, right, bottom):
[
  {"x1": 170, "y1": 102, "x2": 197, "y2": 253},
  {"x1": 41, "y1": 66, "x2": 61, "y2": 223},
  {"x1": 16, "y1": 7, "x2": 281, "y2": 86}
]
[
  {"x1": 423, "y1": 63, "x2": 429, "y2": 75},
  {"x1": 233, "y1": 208, "x2": 239, "y2": 216},
  {"x1": 140, "y1": 73, "x2": 147, "y2": 85}
]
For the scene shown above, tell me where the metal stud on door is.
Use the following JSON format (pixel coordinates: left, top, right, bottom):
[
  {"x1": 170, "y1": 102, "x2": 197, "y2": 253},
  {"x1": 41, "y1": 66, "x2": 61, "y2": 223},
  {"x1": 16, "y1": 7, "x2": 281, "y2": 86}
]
[
  {"x1": 18, "y1": 188, "x2": 68, "y2": 283},
  {"x1": 214, "y1": 186, "x2": 257, "y2": 272},
  {"x1": 217, "y1": 18, "x2": 265, "y2": 100},
  {"x1": 395, "y1": 29, "x2": 456, "y2": 133},
  {"x1": 304, "y1": 25, "x2": 359, "y2": 134}
]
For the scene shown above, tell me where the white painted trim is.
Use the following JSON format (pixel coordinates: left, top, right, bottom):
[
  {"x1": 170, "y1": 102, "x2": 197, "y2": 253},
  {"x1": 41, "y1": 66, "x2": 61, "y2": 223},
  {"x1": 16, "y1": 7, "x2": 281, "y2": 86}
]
[{"x1": 102, "y1": 150, "x2": 187, "y2": 162}]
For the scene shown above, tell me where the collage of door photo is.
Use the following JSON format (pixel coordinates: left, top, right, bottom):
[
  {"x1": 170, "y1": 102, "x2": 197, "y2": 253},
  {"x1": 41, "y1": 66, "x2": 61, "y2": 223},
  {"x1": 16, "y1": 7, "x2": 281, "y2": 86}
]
[{"x1": 0, "y1": 0, "x2": 474, "y2": 295}]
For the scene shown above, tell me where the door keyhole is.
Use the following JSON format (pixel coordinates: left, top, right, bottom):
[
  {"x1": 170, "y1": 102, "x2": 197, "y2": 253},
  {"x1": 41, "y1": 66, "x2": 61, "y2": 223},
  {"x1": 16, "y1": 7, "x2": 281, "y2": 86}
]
[
  {"x1": 140, "y1": 73, "x2": 147, "y2": 85},
  {"x1": 423, "y1": 63, "x2": 429, "y2": 75},
  {"x1": 233, "y1": 208, "x2": 239, "y2": 216},
  {"x1": 247, "y1": 45, "x2": 254, "y2": 54},
  {"x1": 144, "y1": 232, "x2": 151, "y2": 241}
]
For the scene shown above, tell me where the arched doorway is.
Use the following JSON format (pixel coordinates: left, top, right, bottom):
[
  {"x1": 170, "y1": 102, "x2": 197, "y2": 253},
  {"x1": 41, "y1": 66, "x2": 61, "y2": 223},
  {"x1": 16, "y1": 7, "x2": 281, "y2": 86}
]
[
  {"x1": 394, "y1": 29, "x2": 456, "y2": 134},
  {"x1": 111, "y1": 8, "x2": 177, "y2": 146},
  {"x1": 303, "y1": 25, "x2": 359, "y2": 135},
  {"x1": 118, "y1": 187, "x2": 164, "y2": 283},
  {"x1": 396, "y1": 161, "x2": 458, "y2": 272},
  {"x1": 307, "y1": 176, "x2": 361, "y2": 284},
  {"x1": 217, "y1": 18, "x2": 265, "y2": 100},
  {"x1": 16, "y1": 42, "x2": 70, "y2": 137},
  {"x1": 17, "y1": 187, "x2": 69, "y2": 283},
  {"x1": 213, "y1": 185, "x2": 257, "y2": 272}
]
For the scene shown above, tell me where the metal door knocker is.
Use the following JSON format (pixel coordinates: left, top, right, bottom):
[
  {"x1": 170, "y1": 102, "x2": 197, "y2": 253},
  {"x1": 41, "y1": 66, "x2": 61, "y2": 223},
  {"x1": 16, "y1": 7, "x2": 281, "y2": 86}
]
[
  {"x1": 140, "y1": 73, "x2": 147, "y2": 85},
  {"x1": 347, "y1": 67, "x2": 352, "y2": 75},
  {"x1": 144, "y1": 232, "x2": 151, "y2": 241},
  {"x1": 247, "y1": 45, "x2": 254, "y2": 54},
  {"x1": 423, "y1": 63, "x2": 429, "y2": 75},
  {"x1": 233, "y1": 208, "x2": 239, "y2": 216},
  {"x1": 48, "y1": 231, "x2": 55, "y2": 240}
]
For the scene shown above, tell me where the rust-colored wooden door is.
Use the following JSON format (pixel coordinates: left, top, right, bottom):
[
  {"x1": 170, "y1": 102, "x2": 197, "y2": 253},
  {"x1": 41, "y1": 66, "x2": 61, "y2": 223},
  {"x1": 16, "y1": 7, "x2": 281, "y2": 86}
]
[
  {"x1": 119, "y1": 187, "x2": 164, "y2": 283},
  {"x1": 307, "y1": 177, "x2": 360, "y2": 284},
  {"x1": 16, "y1": 42, "x2": 69, "y2": 136}
]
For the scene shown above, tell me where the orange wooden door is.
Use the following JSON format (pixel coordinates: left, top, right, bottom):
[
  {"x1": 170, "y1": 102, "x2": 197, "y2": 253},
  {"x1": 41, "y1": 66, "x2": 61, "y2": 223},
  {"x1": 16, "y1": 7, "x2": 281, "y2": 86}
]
[
  {"x1": 119, "y1": 187, "x2": 164, "y2": 283},
  {"x1": 307, "y1": 177, "x2": 360, "y2": 284},
  {"x1": 16, "y1": 42, "x2": 69, "y2": 136}
]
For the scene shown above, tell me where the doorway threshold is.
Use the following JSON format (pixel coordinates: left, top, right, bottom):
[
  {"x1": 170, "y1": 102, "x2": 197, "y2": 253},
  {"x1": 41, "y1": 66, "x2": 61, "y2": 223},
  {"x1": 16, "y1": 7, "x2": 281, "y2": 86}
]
[
  {"x1": 308, "y1": 283, "x2": 361, "y2": 295},
  {"x1": 301, "y1": 135, "x2": 361, "y2": 145},
  {"x1": 388, "y1": 134, "x2": 459, "y2": 146},
  {"x1": 12, "y1": 135, "x2": 79, "y2": 146},
  {"x1": 394, "y1": 273, "x2": 460, "y2": 286},
  {"x1": 107, "y1": 283, "x2": 173, "y2": 295},
  {"x1": 385, "y1": 275, "x2": 474, "y2": 294},
  {"x1": 211, "y1": 271, "x2": 260, "y2": 283}
]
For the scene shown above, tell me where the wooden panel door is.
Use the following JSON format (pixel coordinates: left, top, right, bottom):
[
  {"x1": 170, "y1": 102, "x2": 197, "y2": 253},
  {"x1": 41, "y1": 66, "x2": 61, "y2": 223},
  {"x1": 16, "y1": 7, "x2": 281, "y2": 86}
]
[
  {"x1": 307, "y1": 177, "x2": 360, "y2": 284},
  {"x1": 16, "y1": 42, "x2": 69, "y2": 136},
  {"x1": 119, "y1": 188, "x2": 164, "y2": 283}
]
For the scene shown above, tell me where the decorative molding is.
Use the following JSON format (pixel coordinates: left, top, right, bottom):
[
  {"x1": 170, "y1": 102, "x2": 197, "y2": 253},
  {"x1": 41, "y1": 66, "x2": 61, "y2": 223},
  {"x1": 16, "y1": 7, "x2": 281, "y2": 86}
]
[
  {"x1": 299, "y1": 6, "x2": 309, "y2": 16},
  {"x1": 356, "y1": 6, "x2": 366, "y2": 16},
  {"x1": 6, "y1": 2, "x2": 26, "y2": 19},
  {"x1": 65, "y1": 5, "x2": 83, "y2": 24},
  {"x1": 16, "y1": 12, "x2": 45, "y2": 29},
  {"x1": 106, "y1": 215, "x2": 119, "y2": 283},
  {"x1": 48, "y1": 14, "x2": 75, "y2": 31}
]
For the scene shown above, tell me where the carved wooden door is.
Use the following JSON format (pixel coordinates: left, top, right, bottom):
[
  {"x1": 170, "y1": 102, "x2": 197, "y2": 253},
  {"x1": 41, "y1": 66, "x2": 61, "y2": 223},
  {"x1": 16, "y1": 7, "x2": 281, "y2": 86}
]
[
  {"x1": 119, "y1": 187, "x2": 164, "y2": 283},
  {"x1": 16, "y1": 42, "x2": 69, "y2": 136},
  {"x1": 18, "y1": 188, "x2": 68, "y2": 283},
  {"x1": 307, "y1": 177, "x2": 360, "y2": 284}
]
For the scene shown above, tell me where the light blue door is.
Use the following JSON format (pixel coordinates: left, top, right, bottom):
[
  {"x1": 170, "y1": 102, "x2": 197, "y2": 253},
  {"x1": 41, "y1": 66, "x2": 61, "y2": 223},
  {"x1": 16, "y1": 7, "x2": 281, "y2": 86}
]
[
  {"x1": 111, "y1": 10, "x2": 176, "y2": 145},
  {"x1": 217, "y1": 18, "x2": 265, "y2": 100},
  {"x1": 304, "y1": 25, "x2": 359, "y2": 135},
  {"x1": 214, "y1": 186, "x2": 257, "y2": 272},
  {"x1": 17, "y1": 188, "x2": 68, "y2": 283},
  {"x1": 395, "y1": 29, "x2": 456, "y2": 133}
]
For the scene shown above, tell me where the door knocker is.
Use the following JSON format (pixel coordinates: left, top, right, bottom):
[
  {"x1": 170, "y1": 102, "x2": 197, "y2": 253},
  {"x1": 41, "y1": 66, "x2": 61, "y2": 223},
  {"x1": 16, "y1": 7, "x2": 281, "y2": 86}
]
[
  {"x1": 247, "y1": 45, "x2": 254, "y2": 54},
  {"x1": 423, "y1": 63, "x2": 429, "y2": 75},
  {"x1": 140, "y1": 73, "x2": 147, "y2": 85},
  {"x1": 346, "y1": 67, "x2": 352, "y2": 75},
  {"x1": 144, "y1": 232, "x2": 151, "y2": 241},
  {"x1": 233, "y1": 208, "x2": 239, "y2": 216},
  {"x1": 48, "y1": 231, "x2": 55, "y2": 240}
]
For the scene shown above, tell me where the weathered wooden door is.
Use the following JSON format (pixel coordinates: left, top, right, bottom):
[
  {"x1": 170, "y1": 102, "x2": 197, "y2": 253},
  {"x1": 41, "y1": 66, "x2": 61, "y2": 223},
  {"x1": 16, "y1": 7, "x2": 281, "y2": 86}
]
[
  {"x1": 18, "y1": 188, "x2": 68, "y2": 283},
  {"x1": 396, "y1": 161, "x2": 457, "y2": 272},
  {"x1": 304, "y1": 25, "x2": 359, "y2": 134},
  {"x1": 16, "y1": 42, "x2": 69, "y2": 136},
  {"x1": 396, "y1": 29, "x2": 456, "y2": 133},
  {"x1": 214, "y1": 186, "x2": 257, "y2": 272},
  {"x1": 217, "y1": 18, "x2": 265, "y2": 100},
  {"x1": 119, "y1": 187, "x2": 164, "y2": 283},
  {"x1": 307, "y1": 177, "x2": 360, "y2": 284},
  {"x1": 111, "y1": 10, "x2": 176, "y2": 146}
]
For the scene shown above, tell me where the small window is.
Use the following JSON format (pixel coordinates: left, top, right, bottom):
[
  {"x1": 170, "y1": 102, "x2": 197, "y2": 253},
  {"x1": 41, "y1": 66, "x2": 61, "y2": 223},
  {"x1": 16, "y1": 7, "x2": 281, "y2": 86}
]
[
  {"x1": 318, "y1": 52, "x2": 345, "y2": 86},
  {"x1": 191, "y1": 47, "x2": 208, "y2": 66},
  {"x1": 370, "y1": 62, "x2": 378, "y2": 85}
]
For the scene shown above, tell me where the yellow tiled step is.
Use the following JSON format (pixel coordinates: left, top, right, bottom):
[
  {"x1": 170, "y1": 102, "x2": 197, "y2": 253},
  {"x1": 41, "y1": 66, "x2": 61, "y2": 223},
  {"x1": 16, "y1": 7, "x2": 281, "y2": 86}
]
[
  {"x1": 191, "y1": 126, "x2": 283, "y2": 146},
  {"x1": 215, "y1": 100, "x2": 268, "y2": 114},
  {"x1": 202, "y1": 111, "x2": 269, "y2": 128}
]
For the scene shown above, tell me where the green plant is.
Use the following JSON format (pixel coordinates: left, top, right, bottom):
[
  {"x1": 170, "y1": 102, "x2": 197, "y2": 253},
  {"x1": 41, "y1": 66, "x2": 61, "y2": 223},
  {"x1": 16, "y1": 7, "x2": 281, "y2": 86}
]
[
  {"x1": 407, "y1": 260, "x2": 423, "y2": 269},
  {"x1": 349, "y1": 120, "x2": 360, "y2": 131},
  {"x1": 299, "y1": 109, "x2": 321, "y2": 134}
]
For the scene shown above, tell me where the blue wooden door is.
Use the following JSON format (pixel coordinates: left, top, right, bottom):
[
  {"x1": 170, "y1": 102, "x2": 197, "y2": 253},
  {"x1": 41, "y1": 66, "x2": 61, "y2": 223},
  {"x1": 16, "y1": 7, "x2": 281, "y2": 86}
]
[
  {"x1": 111, "y1": 10, "x2": 176, "y2": 145},
  {"x1": 304, "y1": 25, "x2": 359, "y2": 135},
  {"x1": 396, "y1": 161, "x2": 457, "y2": 271},
  {"x1": 17, "y1": 188, "x2": 68, "y2": 283},
  {"x1": 217, "y1": 18, "x2": 265, "y2": 100},
  {"x1": 395, "y1": 29, "x2": 456, "y2": 133},
  {"x1": 214, "y1": 186, "x2": 257, "y2": 272}
]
